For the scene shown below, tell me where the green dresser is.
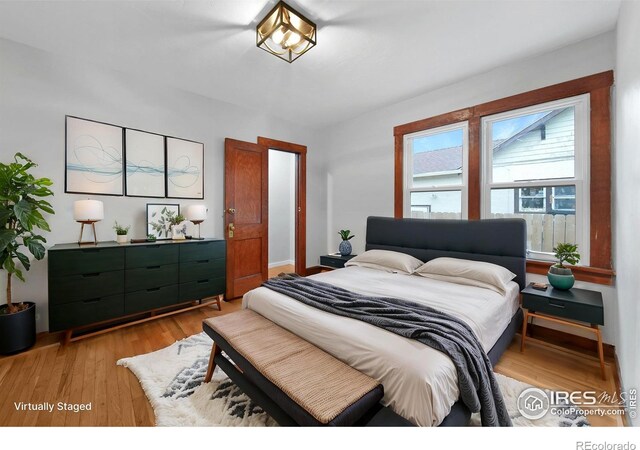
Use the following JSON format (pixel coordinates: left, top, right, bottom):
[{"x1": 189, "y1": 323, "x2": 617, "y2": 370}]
[{"x1": 48, "y1": 239, "x2": 226, "y2": 333}]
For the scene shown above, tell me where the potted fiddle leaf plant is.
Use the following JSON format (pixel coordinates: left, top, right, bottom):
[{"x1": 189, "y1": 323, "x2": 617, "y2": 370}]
[
  {"x1": 547, "y1": 243, "x2": 580, "y2": 290},
  {"x1": 338, "y1": 229, "x2": 355, "y2": 256},
  {"x1": 0, "y1": 153, "x2": 54, "y2": 354}
]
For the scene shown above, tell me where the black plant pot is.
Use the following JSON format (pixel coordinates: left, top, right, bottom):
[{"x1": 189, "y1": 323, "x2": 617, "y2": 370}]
[{"x1": 0, "y1": 302, "x2": 36, "y2": 355}]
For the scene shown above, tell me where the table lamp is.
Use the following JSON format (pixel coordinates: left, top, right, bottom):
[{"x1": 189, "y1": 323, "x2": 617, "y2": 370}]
[
  {"x1": 185, "y1": 204, "x2": 207, "y2": 240},
  {"x1": 74, "y1": 200, "x2": 104, "y2": 245}
]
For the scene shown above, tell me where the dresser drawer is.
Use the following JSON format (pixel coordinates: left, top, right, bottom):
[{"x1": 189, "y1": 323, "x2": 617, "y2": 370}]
[
  {"x1": 125, "y1": 284, "x2": 179, "y2": 315},
  {"x1": 179, "y1": 277, "x2": 225, "y2": 302},
  {"x1": 523, "y1": 294, "x2": 604, "y2": 325},
  {"x1": 49, "y1": 294, "x2": 124, "y2": 331},
  {"x1": 180, "y1": 241, "x2": 225, "y2": 263},
  {"x1": 49, "y1": 271, "x2": 124, "y2": 305},
  {"x1": 126, "y1": 244, "x2": 179, "y2": 268},
  {"x1": 179, "y1": 258, "x2": 225, "y2": 283},
  {"x1": 49, "y1": 247, "x2": 124, "y2": 276},
  {"x1": 125, "y1": 264, "x2": 179, "y2": 292}
]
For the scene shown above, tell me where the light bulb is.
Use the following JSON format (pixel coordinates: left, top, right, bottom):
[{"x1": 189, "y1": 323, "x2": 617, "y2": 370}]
[
  {"x1": 285, "y1": 31, "x2": 301, "y2": 47},
  {"x1": 271, "y1": 28, "x2": 284, "y2": 45}
]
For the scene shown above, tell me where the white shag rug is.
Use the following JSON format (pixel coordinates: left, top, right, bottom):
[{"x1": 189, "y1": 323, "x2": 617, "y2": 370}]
[{"x1": 118, "y1": 332, "x2": 589, "y2": 427}]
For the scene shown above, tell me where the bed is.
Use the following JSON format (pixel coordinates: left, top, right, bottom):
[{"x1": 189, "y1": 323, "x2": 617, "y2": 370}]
[{"x1": 243, "y1": 216, "x2": 527, "y2": 426}]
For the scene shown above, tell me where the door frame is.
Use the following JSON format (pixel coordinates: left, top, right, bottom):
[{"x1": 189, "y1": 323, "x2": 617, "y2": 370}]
[{"x1": 258, "y1": 137, "x2": 307, "y2": 276}]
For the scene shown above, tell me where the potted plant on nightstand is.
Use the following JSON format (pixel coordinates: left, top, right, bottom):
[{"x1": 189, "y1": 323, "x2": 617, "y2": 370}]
[
  {"x1": 113, "y1": 221, "x2": 130, "y2": 244},
  {"x1": 0, "y1": 153, "x2": 54, "y2": 354},
  {"x1": 548, "y1": 243, "x2": 580, "y2": 290},
  {"x1": 338, "y1": 229, "x2": 355, "y2": 256}
]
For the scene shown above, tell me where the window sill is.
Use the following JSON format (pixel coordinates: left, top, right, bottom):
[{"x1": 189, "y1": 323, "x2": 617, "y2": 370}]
[{"x1": 526, "y1": 260, "x2": 615, "y2": 285}]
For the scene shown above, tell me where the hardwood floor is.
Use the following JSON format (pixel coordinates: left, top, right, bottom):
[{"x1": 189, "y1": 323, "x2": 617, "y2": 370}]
[
  {"x1": 268, "y1": 264, "x2": 295, "y2": 278},
  {"x1": 0, "y1": 297, "x2": 625, "y2": 426}
]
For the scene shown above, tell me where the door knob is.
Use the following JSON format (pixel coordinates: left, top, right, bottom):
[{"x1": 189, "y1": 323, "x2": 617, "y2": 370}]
[
  {"x1": 228, "y1": 223, "x2": 234, "y2": 238},
  {"x1": 226, "y1": 208, "x2": 236, "y2": 214}
]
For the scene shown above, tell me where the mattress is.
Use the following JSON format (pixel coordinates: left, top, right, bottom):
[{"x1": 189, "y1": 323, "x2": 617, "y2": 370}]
[{"x1": 242, "y1": 266, "x2": 520, "y2": 426}]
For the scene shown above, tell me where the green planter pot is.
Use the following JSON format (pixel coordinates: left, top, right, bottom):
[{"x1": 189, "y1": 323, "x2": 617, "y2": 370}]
[{"x1": 547, "y1": 266, "x2": 575, "y2": 290}]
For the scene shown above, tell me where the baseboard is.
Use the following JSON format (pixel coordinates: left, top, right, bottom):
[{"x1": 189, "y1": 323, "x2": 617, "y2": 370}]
[
  {"x1": 268, "y1": 260, "x2": 295, "y2": 269},
  {"x1": 526, "y1": 323, "x2": 615, "y2": 358}
]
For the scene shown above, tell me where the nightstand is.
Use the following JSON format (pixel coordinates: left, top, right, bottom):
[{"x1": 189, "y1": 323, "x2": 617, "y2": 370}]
[
  {"x1": 520, "y1": 283, "x2": 605, "y2": 379},
  {"x1": 319, "y1": 254, "x2": 356, "y2": 270}
]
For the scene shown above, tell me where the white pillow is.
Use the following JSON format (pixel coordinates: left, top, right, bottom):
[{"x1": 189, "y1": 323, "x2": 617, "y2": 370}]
[
  {"x1": 414, "y1": 257, "x2": 516, "y2": 295},
  {"x1": 345, "y1": 250, "x2": 423, "y2": 274}
]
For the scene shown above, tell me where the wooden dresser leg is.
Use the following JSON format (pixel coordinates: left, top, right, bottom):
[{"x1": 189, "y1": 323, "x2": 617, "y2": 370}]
[
  {"x1": 63, "y1": 330, "x2": 72, "y2": 346},
  {"x1": 204, "y1": 343, "x2": 221, "y2": 383},
  {"x1": 216, "y1": 294, "x2": 222, "y2": 311},
  {"x1": 520, "y1": 311, "x2": 528, "y2": 353}
]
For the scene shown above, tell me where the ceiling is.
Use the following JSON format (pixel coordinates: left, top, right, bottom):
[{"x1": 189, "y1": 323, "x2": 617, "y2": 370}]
[{"x1": 0, "y1": 0, "x2": 621, "y2": 129}]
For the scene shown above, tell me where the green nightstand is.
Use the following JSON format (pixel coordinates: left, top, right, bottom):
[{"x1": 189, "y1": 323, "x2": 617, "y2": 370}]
[
  {"x1": 520, "y1": 283, "x2": 605, "y2": 379},
  {"x1": 319, "y1": 254, "x2": 356, "y2": 270}
]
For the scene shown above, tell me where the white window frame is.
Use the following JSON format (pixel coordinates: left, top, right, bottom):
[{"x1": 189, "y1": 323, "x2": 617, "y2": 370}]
[
  {"x1": 480, "y1": 94, "x2": 590, "y2": 265},
  {"x1": 403, "y1": 121, "x2": 469, "y2": 219}
]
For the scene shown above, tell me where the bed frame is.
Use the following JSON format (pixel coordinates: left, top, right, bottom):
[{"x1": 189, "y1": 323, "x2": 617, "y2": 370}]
[{"x1": 210, "y1": 217, "x2": 527, "y2": 426}]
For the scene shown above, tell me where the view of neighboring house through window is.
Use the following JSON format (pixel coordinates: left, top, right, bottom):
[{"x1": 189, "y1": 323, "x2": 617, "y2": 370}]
[
  {"x1": 481, "y1": 94, "x2": 589, "y2": 264},
  {"x1": 404, "y1": 122, "x2": 468, "y2": 219}
]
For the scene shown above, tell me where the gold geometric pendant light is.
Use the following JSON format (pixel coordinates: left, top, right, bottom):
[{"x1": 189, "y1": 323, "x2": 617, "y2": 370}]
[{"x1": 257, "y1": 1, "x2": 317, "y2": 63}]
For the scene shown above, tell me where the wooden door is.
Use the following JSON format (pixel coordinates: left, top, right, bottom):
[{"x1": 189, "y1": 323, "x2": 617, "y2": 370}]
[{"x1": 224, "y1": 138, "x2": 268, "y2": 299}]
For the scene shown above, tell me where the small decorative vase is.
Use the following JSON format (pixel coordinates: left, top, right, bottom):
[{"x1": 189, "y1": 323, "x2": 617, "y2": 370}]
[
  {"x1": 116, "y1": 234, "x2": 128, "y2": 244},
  {"x1": 171, "y1": 223, "x2": 187, "y2": 240},
  {"x1": 547, "y1": 266, "x2": 575, "y2": 290},
  {"x1": 339, "y1": 240, "x2": 352, "y2": 256}
]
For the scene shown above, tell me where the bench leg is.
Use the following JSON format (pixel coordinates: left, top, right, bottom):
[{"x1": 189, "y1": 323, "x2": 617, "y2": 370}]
[{"x1": 204, "y1": 342, "x2": 222, "y2": 383}]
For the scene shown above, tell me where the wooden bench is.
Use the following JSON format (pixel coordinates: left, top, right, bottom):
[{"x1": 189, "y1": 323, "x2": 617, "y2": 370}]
[{"x1": 203, "y1": 309, "x2": 402, "y2": 426}]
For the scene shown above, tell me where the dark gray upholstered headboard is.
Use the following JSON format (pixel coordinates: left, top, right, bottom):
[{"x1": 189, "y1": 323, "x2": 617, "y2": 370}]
[{"x1": 365, "y1": 216, "x2": 527, "y2": 290}]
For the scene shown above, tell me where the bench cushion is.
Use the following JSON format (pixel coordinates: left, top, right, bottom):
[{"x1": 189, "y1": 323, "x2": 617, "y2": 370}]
[{"x1": 203, "y1": 309, "x2": 383, "y2": 425}]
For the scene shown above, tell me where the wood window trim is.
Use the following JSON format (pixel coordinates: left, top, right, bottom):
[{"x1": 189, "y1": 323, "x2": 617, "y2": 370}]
[
  {"x1": 393, "y1": 71, "x2": 614, "y2": 284},
  {"x1": 257, "y1": 137, "x2": 307, "y2": 276}
]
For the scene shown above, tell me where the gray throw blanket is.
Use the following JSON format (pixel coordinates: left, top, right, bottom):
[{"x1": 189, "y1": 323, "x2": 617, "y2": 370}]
[{"x1": 263, "y1": 275, "x2": 512, "y2": 427}]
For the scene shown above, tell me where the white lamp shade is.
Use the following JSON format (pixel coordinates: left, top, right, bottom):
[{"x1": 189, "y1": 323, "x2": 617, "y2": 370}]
[
  {"x1": 186, "y1": 205, "x2": 207, "y2": 222},
  {"x1": 73, "y1": 200, "x2": 104, "y2": 222}
]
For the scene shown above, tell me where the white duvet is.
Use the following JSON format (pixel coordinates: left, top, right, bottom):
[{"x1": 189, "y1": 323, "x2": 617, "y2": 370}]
[{"x1": 242, "y1": 266, "x2": 520, "y2": 426}]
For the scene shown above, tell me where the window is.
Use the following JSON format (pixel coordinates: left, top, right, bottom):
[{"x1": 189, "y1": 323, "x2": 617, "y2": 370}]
[
  {"x1": 404, "y1": 122, "x2": 468, "y2": 219},
  {"x1": 481, "y1": 95, "x2": 590, "y2": 264}
]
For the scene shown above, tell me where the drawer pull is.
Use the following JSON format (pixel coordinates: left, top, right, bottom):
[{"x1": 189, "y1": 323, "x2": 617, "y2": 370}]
[
  {"x1": 146, "y1": 265, "x2": 161, "y2": 269},
  {"x1": 549, "y1": 301, "x2": 566, "y2": 309},
  {"x1": 197, "y1": 279, "x2": 209, "y2": 284},
  {"x1": 82, "y1": 272, "x2": 101, "y2": 278},
  {"x1": 148, "y1": 245, "x2": 160, "y2": 249},
  {"x1": 197, "y1": 260, "x2": 209, "y2": 264},
  {"x1": 81, "y1": 249, "x2": 101, "y2": 254},
  {"x1": 83, "y1": 297, "x2": 101, "y2": 304},
  {"x1": 147, "y1": 287, "x2": 161, "y2": 292}
]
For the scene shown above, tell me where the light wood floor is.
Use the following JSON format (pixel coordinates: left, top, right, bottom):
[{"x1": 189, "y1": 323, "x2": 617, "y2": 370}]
[
  {"x1": 268, "y1": 264, "x2": 295, "y2": 278},
  {"x1": 0, "y1": 296, "x2": 624, "y2": 427}
]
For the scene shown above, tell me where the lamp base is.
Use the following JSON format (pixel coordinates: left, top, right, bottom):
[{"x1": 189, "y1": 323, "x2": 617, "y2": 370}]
[{"x1": 78, "y1": 221, "x2": 99, "y2": 245}]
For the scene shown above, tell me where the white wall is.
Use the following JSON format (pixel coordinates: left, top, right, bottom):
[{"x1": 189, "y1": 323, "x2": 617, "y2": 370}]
[
  {"x1": 614, "y1": 1, "x2": 640, "y2": 426},
  {"x1": 268, "y1": 150, "x2": 296, "y2": 267},
  {"x1": 320, "y1": 31, "x2": 618, "y2": 344},
  {"x1": 0, "y1": 37, "x2": 325, "y2": 332}
]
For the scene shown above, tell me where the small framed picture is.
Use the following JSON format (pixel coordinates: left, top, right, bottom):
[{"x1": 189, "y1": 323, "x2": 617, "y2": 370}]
[
  {"x1": 166, "y1": 137, "x2": 204, "y2": 199},
  {"x1": 65, "y1": 116, "x2": 124, "y2": 196},
  {"x1": 146, "y1": 203, "x2": 180, "y2": 240},
  {"x1": 125, "y1": 129, "x2": 166, "y2": 198}
]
